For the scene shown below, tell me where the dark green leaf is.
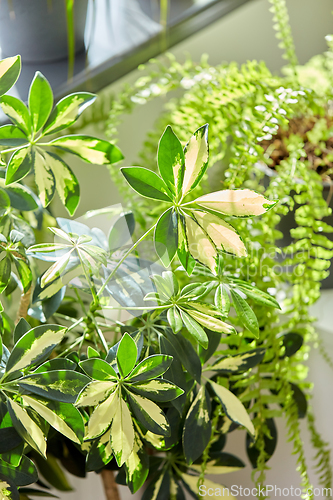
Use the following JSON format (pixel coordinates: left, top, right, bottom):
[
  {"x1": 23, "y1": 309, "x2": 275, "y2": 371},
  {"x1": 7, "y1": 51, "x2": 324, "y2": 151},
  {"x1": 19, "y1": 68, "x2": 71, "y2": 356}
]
[
  {"x1": 183, "y1": 386, "x2": 211, "y2": 464},
  {"x1": 158, "y1": 335, "x2": 187, "y2": 413},
  {"x1": 0, "y1": 455, "x2": 37, "y2": 486},
  {"x1": 280, "y1": 332, "x2": 303, "y2": 358},
  {"x1": 125, "y1": 432, "x2": 149, "y2": 494},
  {"x1": 154, "y1": 209, "x2": 178, "y2": 267},
  {"x1": 0, "y1": 473, "x2": 19, "y2": 500},
  {"x1": 246, "y1": 417, "x2": 277, "y2": 468},
  {"x1": 33, "y1": 358, "x2": 76, "y2": 373},
  {"x1": 43, "y1": 92, "x2": 96, "y2": 135},
  {"x1": 198, "y1": 330, "x2": 221, "y2": 364},
  {"x1": 86, "y1": 429, "x2": 113, "y2": 472},
  {"x1": 13, "y1": 318, "x2": 30, "y2": 344},
  {"x1": 28, "y1": 72, "x2": 53, "y2": 133},
  {"x1": 0, "y1": 182, "x2": 39, "y2": 211},
  {"x1": 230, "y1": 289, "x2": 259, "y2": 337},
  {"x1": 164, "y1": 329, "x2": 202, "y2": 383},
  {"x1": 0, "y1": 56, "x2": 21, "y2": 97},
  {"x1": 158, "y1": 125, "x2": 185, "y2": 197},
  {"x1": 121, "y1": 167, "x2": 172, "y2": 201},
  {"x1": 142, "y1": 470, "x2": 170, "y2": 500},
  {"x1": 290, "y1": 383, "x2": 307, "y2": 419},
  {"x1": 50, "y1": 135, "x2": 123, "y2": 164}
]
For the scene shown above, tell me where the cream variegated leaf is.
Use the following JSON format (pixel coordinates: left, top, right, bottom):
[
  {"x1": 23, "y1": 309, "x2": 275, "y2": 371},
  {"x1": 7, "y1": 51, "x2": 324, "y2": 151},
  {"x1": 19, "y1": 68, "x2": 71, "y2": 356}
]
[
  {"x1": 185, "y1": 215, "x2": 217, "y2": 273},
  {"x1": 7, "y1": 398, "x2": 47, "y2": 458},
  {"x1": 182, "y1": 473, "x2": 236, "y2": 499},
  {"x1": 210, "y1": 380, "x2": 255, "y2": 436},
  {"x1": 195, "y1": 189, "x2": 276, "y2": 217},
  {"x1": 34, "y1": 148, "x2": 56, "y2": 207},
  {"x1": 192, "y1": 210, "x2": 247, "y2": 257},
  {"x1": 190, "y1": 462, "x2": 243, "y2": 475},
  {"x1": 85, "y1": 389, "x2": 118, "y2": 440},
  {"x1": 110, "y1": 395, "x2": 134, "y2": 466},
  {"x1": 22, "y1": 395, "x2": 83, "y2": 444},
  {"x1": 182, "y1": 125, "x2": 209, "y2": 196},
  {"x1": 127, "y1": 391, "x2": 170, "y2": 436},
  {"x1": 186, "y1": 308, "x2": 234, "y2": 334}
]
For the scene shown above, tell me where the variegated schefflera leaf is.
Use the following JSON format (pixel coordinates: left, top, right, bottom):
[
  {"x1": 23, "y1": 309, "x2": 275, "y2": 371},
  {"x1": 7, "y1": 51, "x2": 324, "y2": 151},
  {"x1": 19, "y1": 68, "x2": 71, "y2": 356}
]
[
  {"x1": 77, "y1": 333, "x2": 183, "y2": 474},
  {"x1": 0, "y1": 67, "x2": 123, "y2": 215},
  {"x1": 121, "y1": 124, "x2": 276, "y2": 274},
  {"x1": 0, "y1": 322, "x2": 90, "y2": 489},
  {"x1": 144, "y1": 271, "x2": 234, "y2": 348}
]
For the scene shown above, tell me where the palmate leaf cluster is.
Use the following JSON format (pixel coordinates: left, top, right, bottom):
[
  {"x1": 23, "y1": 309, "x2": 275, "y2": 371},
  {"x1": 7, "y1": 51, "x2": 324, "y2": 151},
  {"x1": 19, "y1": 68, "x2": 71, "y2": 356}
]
[
  {"x1": 0, "y1": 54, "x2": 285, "y2": 500},
  {"x1": 103, "y1": 29, "x2": 333, "y2": 498}
]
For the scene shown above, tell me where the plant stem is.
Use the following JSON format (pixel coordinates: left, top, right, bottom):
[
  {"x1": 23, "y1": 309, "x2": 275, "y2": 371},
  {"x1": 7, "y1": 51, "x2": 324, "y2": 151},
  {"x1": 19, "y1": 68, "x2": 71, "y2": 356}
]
[
  {"x1": 15, "y1": 285, "x2": 32, "y2": 324},
  {"x1": 101, "y1": 469, "x2": 120, "y2": 500},
  {"x1": 97, "y1": 224, "x2": 156, "y2": 297}
]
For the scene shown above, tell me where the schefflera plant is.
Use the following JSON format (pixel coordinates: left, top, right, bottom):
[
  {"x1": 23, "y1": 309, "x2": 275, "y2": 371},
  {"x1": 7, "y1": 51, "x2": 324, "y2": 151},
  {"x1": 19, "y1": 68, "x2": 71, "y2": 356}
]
[{"x1": 0, "y1": 56, "x2": 280, "y2": 500}]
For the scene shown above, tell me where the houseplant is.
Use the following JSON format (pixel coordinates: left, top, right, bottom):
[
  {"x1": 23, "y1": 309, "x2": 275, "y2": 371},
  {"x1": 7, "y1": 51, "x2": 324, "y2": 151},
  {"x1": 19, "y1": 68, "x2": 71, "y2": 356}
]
[
  {"x1": 0, "y1": 55, "x2": 283, "y2": 500},
  {"x1": 91, "y1": 0, "x2": 333, "y2": 495}
]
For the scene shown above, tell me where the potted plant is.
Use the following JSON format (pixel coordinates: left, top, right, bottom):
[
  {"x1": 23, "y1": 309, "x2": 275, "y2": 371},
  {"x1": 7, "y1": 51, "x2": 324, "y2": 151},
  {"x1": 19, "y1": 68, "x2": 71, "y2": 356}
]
[{"x1": 0, "y1": 55, "x2": 284, "y2": 500}]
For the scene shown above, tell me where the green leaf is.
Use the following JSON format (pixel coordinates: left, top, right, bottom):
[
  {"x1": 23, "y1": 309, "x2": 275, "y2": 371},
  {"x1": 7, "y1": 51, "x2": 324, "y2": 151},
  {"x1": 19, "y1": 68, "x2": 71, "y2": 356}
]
[
  {"x1": 13, "y1": 318, "x2": 30, "y2": 344},
  {"x1": 34, "y1": 149, "x2": 56, "y2": 207},
  {"x1": 5, "y1": 147, "x2": 33, "y2": 185},
  {"x1": 0, "y1": 256, "x2": 11, "y2": 293},
  {"x1": 22, "y1": 395, "x2": 85, "y2": 444},
  {"x1": 0, "y1": 180, "x2": 38, "y2": 211},
  {"x1": 85, "y1": 388, "x2": 118, "y2": 440},
  {"x1": 117, "y1": 333, "x2": 137, "y2": 378},
  {"x1": 0, "y1": 455, "x2": 37, "y2": 487},
  {"x1": 215, "y1": 284, "x2": 230, "y2": 316},
  {"x1": 86, "y1": 428, "x2": 113, "y2": 472},
  {"x1": 232, "y1": 281, "x2": 280, "y2": 309},
  {"x1": 0, "y1": 56, "x2": 21, "y2": 97},
  {"x1": 128, "y1": 379, "x2": 183, "y2": 402},
  {"x1": 87, "y1": 346, "x2": 100, "y2": 359},
  {"x1": 125, "y1": 432, "x2": 149, "y2": 494},
  {"x1": 157, "y1": 125, "x2": 185, "y2": 197},
  {"x1": 110, "y1": 394, "x2": 134, "y2": 466},
  {"x1": 42, "y1": 151, "x2": 79, "y2": 215},
  {"x1": 195, "y1": 189, "x2": 277, "y2": 217},
  {"x1": 182, "y1": 124, "x2": 209, "y2": 196},
  {"x1": 154, "y1": 209, "x2": 178, "y2": 267},
  {"x1": 14, "y1": 258, "x2": 32, "y2": 293},
  {"x1": 0, "y1": 95, "x2": 31, "y2": 136},
  {"x1": 33, "y1": 358, "x2": 76, "y2": 373},
  {"x1": 164, "y1": 329, "x2": 202, "y2": 383},
  {"x1": 121, "y1": 167, "x2": 172, "y2": 201},
  {"x1": 211, "y1": 348, "x2": 266, "y2": 373},
  {"x1": 280, "y1": 332, "x2": 303, "y2": 358},
  {"x1": 79, "y1": 358, "x2": 118, "y2": 381},
  {"x1": 198, "y1": 330, "x2": 221, "y2": 364},
  {"x1": 186, "y1": 305, "x2": 234, "y2": 334},
  {"x1": 230, "y1": 289, "x2": 259, "y2": 337},
  {"x1": 167, "y1": 306, "x2": 183, "y2": 333},
  {"x1": 6, "y1": 324, "x2": 66, "y2": 374},
  {"x1": 126, "y1": 390, "x2": 170, "y2": 437},
  {"x1": 126, "y1": 355, "x2": 173, "y2": 383},
  {"x1": 183, "y1": 386, "x2": 211, "y2": 464},
  {"x1": 179, "y1": 309, "x2": 208, "y2": 348},
  {"x1": 210, "y1": 380, "x2": 255, "y2": 436},
  {"x1": 28, "y1": 72, "x2": 53, "y2": 134},
  {"x1": 7, "y1": 398, "x2": 47, "y2": 457},
  {"x1": 76, "y1": 380, "x2": 117, "y2": 407},
  {"x1": 177, "y1": 217, "x2": 196, "y2": 275},
  {"x1": 0, "y1": 125, "x2": 28, "y2": 146},
  {"x1": 42, "y1": 92, "x2": 96, "y2": 135},
  {"x1": 50, "y1": 135, "x2": 123, "y2": 164},
  {"x1": 18, "y1": 370, "x2": 90, "y2": 403}
]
